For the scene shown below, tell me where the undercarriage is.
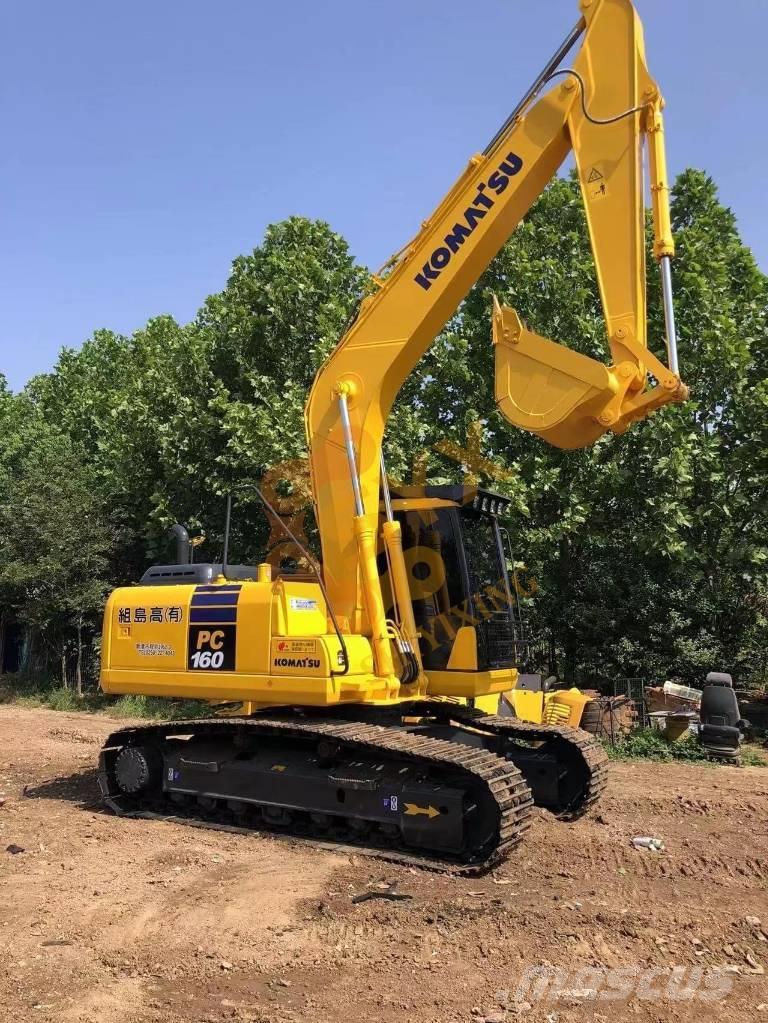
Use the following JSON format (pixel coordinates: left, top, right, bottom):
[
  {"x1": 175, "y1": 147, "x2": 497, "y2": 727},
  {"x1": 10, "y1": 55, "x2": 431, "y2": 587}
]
[{"x1": 99, "y1": 704, "x2": 608, "y2": 874}]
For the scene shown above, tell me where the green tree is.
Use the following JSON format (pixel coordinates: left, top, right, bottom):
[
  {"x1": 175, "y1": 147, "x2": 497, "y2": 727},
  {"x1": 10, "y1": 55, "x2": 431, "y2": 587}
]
[
  {"x1": 406, "y1": 171, "x2": 768, "y2": 686},
  {"x1": 26, "y1": 217, "x2": 369, "y2": 575},
  {"x1": 0, "y1": 426, "x2": 114, "y2": 691},
  {"x1": 196, "y1": 216, "x2": 370, "y2": 557}
]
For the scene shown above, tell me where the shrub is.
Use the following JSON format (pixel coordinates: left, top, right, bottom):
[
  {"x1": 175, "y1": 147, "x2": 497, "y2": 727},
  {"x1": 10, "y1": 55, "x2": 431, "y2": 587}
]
[{"x1": 606, "y1": 728, "x2": 710, "y2": 763}]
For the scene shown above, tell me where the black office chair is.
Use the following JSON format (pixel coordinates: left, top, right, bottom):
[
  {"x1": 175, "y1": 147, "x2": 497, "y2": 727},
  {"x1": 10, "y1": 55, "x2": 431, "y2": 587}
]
[{"x1": 698, "y1": 678, "x2": 747, "y2": 764}]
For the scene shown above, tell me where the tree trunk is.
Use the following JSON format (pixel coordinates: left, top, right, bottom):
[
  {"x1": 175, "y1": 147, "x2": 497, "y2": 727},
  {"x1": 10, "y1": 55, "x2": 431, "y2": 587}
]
[
  {"x1": 61, "y1": 646, "x2": 68, "y2": 689},
  {"x1": 76, "y1": 618, "x2": 83, "y2": 697},
  {"x1": 564, "y1": 641, "x2": 578, "y2": 686}
]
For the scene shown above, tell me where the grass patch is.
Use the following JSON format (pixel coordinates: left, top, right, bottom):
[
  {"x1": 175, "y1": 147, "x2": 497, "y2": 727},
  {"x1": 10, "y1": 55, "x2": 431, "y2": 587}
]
[
  {"x1": 108, "y1": 694, "x2": 210, "y2": 721},
  {"x1": 741, "y1": 745, "x2": 767, "y2": 767},
  {"x1": 0, "y1": 677, "x2": 210, "y2": 721},
  {"x1": 606, "y1": 727, "x2": 710, "y2": 763},
  {"x1": 606, "y1": 727, "x2": 767, "y2": 767},
  {"x1": 2, "y1": 681, "x2": 105, "y2": 713},
  {"x1": 10, "y1": 685, "x2": 87, "y2": 712}
]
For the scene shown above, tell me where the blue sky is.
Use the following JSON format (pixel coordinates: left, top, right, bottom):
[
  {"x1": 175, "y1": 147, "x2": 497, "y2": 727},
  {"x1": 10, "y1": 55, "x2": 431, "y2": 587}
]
[{"x1": 2, "y1": 1, "x2": 764, "y2": 391}]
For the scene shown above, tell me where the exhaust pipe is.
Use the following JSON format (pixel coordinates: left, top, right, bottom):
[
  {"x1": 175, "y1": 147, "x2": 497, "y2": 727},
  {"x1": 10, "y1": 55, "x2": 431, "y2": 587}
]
[{"x1": 168, "y1": 523, "x2": 190, "y2": 565}]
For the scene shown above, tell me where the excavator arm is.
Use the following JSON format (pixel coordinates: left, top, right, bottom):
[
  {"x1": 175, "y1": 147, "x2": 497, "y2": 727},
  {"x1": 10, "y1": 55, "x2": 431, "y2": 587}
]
[
  {"x1": 305, "y1": 0, "x2": 687, "y2": 673},
  {"x1": 492, "y1": 0, "x2": 684, "y2": 447}
]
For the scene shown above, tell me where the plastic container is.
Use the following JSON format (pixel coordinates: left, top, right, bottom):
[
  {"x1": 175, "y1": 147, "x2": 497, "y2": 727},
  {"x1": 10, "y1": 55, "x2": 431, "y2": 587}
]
[
  {"x1": 663, "y1": 680, "x2": 702, "y2": 704},
  {"x1": 649, "y1": 710, "x2": 698, "y2": 741},
  {"x1": 663, "y1": 712, "x2": 698, "y2": 742}
]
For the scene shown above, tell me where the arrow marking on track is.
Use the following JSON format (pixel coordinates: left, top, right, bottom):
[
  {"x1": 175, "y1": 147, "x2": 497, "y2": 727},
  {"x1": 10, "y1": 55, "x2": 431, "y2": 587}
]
[{"x1": 404, "y1": 803, "x2": 441, "y2": 819}]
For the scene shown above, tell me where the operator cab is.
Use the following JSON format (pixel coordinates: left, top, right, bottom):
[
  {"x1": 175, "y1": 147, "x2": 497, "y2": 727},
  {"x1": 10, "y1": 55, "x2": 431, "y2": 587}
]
[{"x1": 384, "y1": 486, "x2": 531, "y2": 672}]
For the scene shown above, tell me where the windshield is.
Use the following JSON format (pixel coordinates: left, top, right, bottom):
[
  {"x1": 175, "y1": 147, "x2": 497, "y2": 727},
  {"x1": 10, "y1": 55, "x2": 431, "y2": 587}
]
[{"x1": 461, "y1": 513, "x2": 510, "y2": 604}]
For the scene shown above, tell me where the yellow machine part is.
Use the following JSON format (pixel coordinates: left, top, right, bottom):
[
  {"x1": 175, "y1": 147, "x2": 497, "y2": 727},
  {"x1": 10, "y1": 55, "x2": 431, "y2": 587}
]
[
  {"x1": 506, "y1": 689, "x2": 545, "y2": 723},
  {"x1": 501, "y1": 687, "x2": 590, "y2": 727},
  {"x1": 493, "y1": 304, "x2": 618, "y2": 449},
  {"x1": 544, "y1": 687, "x2": 592, "y2": 727},
  {"x1": 304, "y1": 0, "x2": 687, "y2": 642},
  {"x1": 428, "y1": 668, "x2": 519, "y2": 700},
  {"x1": 100, "y1": 576, "x2": 517, "y2": 707},
  {"x1": 492, "y1": 301, "x2": 686, "y2": 449},
  {"x1": 542, "y1": 701, "x2": 572, "y2": 727},
  {"x1": 102, "y1": 578, "x2": 385, "y2": 706}
]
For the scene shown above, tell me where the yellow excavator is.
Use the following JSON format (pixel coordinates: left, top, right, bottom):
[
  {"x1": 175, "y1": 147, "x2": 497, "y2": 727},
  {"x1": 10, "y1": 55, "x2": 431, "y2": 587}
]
[{"x1": 98, "y1": 0, "x2": 686, "y2": 872}]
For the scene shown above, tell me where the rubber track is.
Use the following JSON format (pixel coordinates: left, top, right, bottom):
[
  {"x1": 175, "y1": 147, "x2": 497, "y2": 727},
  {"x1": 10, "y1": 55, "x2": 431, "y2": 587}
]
[
  {"x1": 447, "y1": 711, "x2": 609, "y2": 819},
  {"x1": 98, "y1": 716, "x2": 534, "y2": 875}
]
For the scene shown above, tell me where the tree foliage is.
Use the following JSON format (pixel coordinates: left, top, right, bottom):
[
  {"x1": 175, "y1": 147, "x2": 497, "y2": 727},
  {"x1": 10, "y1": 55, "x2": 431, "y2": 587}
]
[
  {"x1": 443, "y1": 170, "x2": 768, "y2": 685},
  {"x1": 1, "y1": 179, "x2": 766, "y2": 689},
  {"x1": 0, "y1": 417, "x2": 114, "y2": 687}
]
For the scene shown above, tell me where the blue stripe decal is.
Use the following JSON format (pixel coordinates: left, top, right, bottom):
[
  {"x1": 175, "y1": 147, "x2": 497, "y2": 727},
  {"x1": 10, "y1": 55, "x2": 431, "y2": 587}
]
[
  {"x1": 194, "y1": 585, "x2": 242, "y2": 594},
  {"x1": 190, "y1": 607, "x2": 238, "y2": 624},
  {"x1": 191, "y1": 592, "x2": 240, "y2": 607}
]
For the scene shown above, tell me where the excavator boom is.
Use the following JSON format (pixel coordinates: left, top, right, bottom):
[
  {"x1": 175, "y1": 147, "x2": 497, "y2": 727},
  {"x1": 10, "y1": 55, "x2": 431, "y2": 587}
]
[{"x1": 306, "y1": 0, "x2": 687, "y2": 639}]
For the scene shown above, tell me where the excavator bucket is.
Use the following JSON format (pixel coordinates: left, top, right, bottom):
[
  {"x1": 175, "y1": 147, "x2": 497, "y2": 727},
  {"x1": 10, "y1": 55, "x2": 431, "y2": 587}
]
[
  {"x1": 492, "y1": 299, "x2": 686, "y2": 449},
  {"x1": 492, "y1": 300, "x2": 620, "y2": 449}
]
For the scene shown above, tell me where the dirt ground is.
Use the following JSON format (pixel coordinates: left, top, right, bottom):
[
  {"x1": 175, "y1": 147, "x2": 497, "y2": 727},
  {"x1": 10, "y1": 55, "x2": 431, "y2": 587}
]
[{"x1": 1, "y1": 706, "x2": 767, "y2": 1023}]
